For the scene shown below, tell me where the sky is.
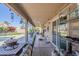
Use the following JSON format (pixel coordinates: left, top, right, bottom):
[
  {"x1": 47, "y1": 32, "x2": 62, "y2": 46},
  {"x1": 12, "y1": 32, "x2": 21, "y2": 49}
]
[{"x1": 0, "y1": 3, "x2": 22, "y2": 27}]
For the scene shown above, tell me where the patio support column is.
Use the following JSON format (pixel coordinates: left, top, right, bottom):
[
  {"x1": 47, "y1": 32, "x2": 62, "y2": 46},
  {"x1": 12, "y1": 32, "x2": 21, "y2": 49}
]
[{"x1": 25, "y1": 19, "x2": 28, "y2": 43}]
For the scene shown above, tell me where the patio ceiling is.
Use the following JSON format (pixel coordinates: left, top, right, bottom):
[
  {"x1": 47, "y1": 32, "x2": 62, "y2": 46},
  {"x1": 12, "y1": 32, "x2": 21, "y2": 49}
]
[{"x1": 7, "y1": 3, "x2": 69, "y2": 26}]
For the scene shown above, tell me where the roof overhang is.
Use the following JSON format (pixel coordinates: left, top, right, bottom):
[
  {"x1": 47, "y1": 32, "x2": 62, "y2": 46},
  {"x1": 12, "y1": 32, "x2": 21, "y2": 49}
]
[{"x1": 5, "y1": 3, "x2": 69, "y2": 27}]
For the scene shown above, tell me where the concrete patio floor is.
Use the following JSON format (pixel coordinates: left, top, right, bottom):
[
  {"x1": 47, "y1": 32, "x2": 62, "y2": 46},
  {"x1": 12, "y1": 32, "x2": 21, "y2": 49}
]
[{"x1": 32, "y1": 34, "x2": 55, "y2": 56}]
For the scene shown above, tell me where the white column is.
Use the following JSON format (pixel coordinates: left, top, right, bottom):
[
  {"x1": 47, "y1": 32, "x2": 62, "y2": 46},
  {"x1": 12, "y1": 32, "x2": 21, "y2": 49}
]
[{"x1": 25, "y1": 19, "x2": 28, "y2": 43}]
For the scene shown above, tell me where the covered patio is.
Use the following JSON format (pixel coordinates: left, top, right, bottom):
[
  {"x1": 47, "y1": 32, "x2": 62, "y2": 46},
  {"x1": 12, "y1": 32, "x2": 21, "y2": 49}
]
[{"x1": 0, "y1": 3, "x2": 79, "y2": 56}]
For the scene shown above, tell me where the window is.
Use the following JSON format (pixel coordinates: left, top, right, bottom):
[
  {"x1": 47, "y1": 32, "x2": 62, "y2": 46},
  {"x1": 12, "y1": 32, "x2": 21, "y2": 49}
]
[
  {"x1": 70, "y1": 19, "x2": 79, "y2": 38},
  {"x1": 69, "y1": 15, "x2": 79, "y2": 53},
  {"x1": 69, "y1": 10, "x2": 76, "y2": 19}
]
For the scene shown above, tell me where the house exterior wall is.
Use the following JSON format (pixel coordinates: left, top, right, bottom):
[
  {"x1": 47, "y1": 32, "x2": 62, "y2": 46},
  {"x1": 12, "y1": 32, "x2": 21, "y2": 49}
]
[
  {"x1": 44, "y1": 3, "x2": 77, "y2": 42},
  {"x1": 43, "y1": 3, "x2": 78, "y2": 55}
]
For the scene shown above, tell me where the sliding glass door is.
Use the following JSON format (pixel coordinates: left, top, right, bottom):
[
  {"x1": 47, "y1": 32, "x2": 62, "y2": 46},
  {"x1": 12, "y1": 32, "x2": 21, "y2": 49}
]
[
  {"x1": 52, "y1": 21, "x2": 57, "y2": 45},
  {"x1": 58, "y1": 16, "x2": 68, "y2": 53}
]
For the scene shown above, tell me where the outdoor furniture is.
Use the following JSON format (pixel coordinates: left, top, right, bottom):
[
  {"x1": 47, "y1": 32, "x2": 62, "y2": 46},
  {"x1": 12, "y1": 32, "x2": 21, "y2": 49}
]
[
  {"x1": 0, "y1": 43, "x2": 25, "y2": 56},
  {"x1": 20, "y1": 44, "x2": 32, "y2": 56},
  {"x1": 65, "y1": 36, "x2": 79, "y2": 55},
  {"x1": 4, "y1": 39, "x2": 18, "y2": 50}
]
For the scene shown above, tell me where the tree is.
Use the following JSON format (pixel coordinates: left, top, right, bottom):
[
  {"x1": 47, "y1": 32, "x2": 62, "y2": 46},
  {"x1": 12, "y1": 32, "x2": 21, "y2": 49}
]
[
  {"x1": 7, "y1": 26, "x2": 16, "y2": 32},
  {"x1": 0, "y1": 27, "x2": 7, "y2": 33},
  {"x1": 0, "y1": 27, "x2": 3, "y2": 32}
]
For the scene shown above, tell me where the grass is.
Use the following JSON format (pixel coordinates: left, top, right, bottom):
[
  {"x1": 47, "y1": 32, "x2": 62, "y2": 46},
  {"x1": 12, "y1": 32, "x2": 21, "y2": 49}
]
[
  {"x1": 0, "y1": 32, "x2": 21, "y2": 37},
  {"x1": 0, "y1": 32, "x2": 21, "y2": 35}
]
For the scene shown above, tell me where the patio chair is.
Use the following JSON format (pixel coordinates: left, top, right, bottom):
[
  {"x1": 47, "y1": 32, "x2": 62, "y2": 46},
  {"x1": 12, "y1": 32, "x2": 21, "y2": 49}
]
[
  {"x1": 20, "y1": 44, "x2": 32, "y2": 56},
  {"x1": 2, "y1": 43, "x2": 7, "y2": 48}
]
